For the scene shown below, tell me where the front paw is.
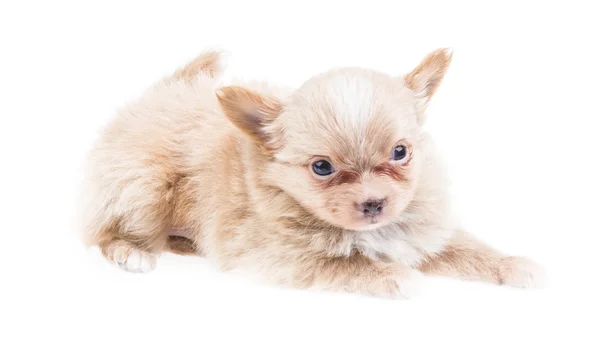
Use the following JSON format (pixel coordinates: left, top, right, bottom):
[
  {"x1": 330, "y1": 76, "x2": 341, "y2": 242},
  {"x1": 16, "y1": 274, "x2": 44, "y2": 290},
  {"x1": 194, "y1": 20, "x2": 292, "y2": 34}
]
[
  {"x1": 370, "y1": 268, "x2": 424, "y2": 299},
  {"x1": 391, "y1": 269, "x2": 424, "y2": 298},
  {"x1": 499, "y1": 256, "x2": 546, "y2": 288}
]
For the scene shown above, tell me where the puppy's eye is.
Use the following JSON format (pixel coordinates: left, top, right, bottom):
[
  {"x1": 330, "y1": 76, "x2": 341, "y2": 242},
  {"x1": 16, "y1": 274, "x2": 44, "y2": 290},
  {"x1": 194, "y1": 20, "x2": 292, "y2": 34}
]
[
  {"x1": 391, "y1": 145, "x2": 409, "y2": 162},
  {"x1": 312, "y1": 160, "x2": 335, "y2": 176}
]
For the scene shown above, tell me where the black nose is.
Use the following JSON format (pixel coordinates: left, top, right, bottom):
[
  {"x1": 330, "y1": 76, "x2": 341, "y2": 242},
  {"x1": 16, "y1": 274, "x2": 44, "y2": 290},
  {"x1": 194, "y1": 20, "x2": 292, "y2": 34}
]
[{"x1": 359, "y1": 199, "x2": 386, "y2": 217}]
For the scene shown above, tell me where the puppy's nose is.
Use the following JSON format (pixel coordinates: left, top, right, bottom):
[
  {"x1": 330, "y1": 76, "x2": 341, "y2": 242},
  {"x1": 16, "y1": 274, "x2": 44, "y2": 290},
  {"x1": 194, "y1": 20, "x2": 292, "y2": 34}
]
[{"x1": 359, "y1": 198, "x2": 386, "y2": 217}]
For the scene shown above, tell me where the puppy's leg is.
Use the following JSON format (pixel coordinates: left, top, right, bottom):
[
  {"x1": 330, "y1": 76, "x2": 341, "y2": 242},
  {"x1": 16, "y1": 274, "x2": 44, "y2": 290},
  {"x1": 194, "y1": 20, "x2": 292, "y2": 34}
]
[
  {"x1": 418, "y1": 230, "x2": 545, "y2": 288},
  {"x1": 96, "y1": 203, "x2": 171, "y2": 273},
  {"x1": 293, "y1": 253, "x2": 423, "y2": 298},
  {"x1": 81, "y1": 162, "x2": 175, "y2": 273},
  {"x1": 92, "y1": 200, "x2": 172, "y2": 273}
]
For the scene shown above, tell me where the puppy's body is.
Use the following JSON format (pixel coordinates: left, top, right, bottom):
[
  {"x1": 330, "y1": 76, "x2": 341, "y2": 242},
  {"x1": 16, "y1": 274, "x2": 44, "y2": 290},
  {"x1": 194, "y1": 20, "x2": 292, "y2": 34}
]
[{"x1": 81, "y1": 50, "x2": 544, "y2": 297}]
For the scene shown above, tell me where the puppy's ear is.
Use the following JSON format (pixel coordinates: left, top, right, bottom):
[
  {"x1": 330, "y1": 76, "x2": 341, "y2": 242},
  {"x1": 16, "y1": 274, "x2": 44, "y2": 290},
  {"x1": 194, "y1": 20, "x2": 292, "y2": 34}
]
[
  {"x1": 216, "y1": 86, "x2": 283, "y2": 153},
  {"x1": 404, "y1": 48, "x2": 453, "y2": 120}
]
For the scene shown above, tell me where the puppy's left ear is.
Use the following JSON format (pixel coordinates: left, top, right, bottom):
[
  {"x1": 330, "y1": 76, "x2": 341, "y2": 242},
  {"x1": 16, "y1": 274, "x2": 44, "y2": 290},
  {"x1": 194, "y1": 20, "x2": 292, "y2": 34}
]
[
  {"x1": 404, "y1": 48, "x2": 453, "y2": 123},
  {"x1": 216, "y1": 86, "x2": 284, "y2": 154}
]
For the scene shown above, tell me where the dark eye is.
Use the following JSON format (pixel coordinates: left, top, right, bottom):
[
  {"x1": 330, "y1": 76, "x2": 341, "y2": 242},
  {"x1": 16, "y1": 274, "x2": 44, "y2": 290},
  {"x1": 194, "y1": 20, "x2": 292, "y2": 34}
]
[
  {"x1": 392, "y1": 145, "x2": 408, "y2": 162},
  {"x1": 312, "y1": 160, "x2": 335, "y2": 176}
]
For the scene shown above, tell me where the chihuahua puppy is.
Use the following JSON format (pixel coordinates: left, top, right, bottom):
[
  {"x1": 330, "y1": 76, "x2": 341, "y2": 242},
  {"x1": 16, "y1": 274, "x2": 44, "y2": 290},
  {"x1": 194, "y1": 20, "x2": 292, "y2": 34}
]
[{"x1": 80, "y1": 49, "x2": 544, "y2": 297}]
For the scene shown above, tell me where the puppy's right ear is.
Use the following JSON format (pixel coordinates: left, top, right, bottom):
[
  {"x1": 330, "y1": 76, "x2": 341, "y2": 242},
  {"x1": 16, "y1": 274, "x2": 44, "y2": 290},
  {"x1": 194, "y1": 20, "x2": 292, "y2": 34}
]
[{"x1": 216, "y1": 86, "x2": 284, "y2": 153}]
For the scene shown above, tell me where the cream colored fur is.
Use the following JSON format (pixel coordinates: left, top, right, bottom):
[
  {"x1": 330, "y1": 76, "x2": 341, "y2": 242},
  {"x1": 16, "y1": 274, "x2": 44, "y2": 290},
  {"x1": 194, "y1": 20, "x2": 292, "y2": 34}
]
[{"x1": 79, "y1": 49, "x2": 544, "y2": 297}]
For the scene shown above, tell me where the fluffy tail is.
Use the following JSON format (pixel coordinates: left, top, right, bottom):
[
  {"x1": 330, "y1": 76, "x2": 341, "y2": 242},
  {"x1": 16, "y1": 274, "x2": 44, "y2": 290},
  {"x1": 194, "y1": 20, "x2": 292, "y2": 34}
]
[{"x1": 172, "y1": 49, "x2": 226, "y2": 81}]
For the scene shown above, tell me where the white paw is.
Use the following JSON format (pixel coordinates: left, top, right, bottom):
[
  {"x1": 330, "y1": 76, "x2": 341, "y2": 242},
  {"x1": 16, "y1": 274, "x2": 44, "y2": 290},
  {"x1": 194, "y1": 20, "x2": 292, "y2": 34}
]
[
  {"x1": 109, "y1": 244, "x2": 156, "y2": 273},
  {"x1": 500, "y1": 256, "x2": 546, "y2": 288},
  {"x1": 392, "y1": 269, "x2": 424, "y2": 299}
]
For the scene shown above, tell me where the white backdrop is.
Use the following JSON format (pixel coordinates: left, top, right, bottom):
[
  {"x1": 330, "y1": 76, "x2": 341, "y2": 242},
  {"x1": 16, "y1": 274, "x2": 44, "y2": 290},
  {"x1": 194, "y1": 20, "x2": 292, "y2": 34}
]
[{"x1": 1, "y1": 1, "x2": 598, "y2": 344}]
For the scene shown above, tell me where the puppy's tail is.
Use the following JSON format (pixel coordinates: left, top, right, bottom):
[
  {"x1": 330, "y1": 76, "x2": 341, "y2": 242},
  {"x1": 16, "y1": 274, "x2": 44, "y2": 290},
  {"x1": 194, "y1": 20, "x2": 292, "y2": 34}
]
[{"x1": 172, "y1": 49, "x2": 227, "y2": 82}]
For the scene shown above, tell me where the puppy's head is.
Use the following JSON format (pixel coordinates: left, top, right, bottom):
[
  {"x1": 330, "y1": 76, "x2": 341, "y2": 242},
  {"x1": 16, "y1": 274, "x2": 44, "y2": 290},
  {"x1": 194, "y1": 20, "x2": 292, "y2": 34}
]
[{"x1": 217, "y1": 48, "x2": 452, "y2": 231}]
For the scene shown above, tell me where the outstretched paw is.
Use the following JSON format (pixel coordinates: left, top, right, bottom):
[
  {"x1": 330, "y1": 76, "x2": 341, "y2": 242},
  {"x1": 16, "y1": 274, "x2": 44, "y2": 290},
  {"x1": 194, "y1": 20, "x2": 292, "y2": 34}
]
[{"x1": 499, "y1": 256, "x2": 546, "y2": 288}]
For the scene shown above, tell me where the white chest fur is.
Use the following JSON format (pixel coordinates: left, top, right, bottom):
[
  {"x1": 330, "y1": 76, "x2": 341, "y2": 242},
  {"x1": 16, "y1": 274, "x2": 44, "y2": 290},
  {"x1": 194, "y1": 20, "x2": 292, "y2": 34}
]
[{"x1": 351, "y1": 223, "x2": 455, "y2": 267}]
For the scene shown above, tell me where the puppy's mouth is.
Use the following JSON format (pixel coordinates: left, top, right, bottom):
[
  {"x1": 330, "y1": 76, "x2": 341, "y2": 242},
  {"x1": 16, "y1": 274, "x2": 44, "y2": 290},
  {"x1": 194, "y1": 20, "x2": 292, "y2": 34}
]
[
  {"x1": 349, "y1": 214, "x2": 390, "y2": 231},
  {"x1": 366, "y1": 216, "x2": 380, "y2": 224}
]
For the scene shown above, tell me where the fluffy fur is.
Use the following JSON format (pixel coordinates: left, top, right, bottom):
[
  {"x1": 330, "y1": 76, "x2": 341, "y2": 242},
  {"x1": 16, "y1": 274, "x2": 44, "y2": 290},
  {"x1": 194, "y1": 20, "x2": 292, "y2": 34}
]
[{"x1": 79, "y1": 49, "x2": 544, "y2": 297}]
